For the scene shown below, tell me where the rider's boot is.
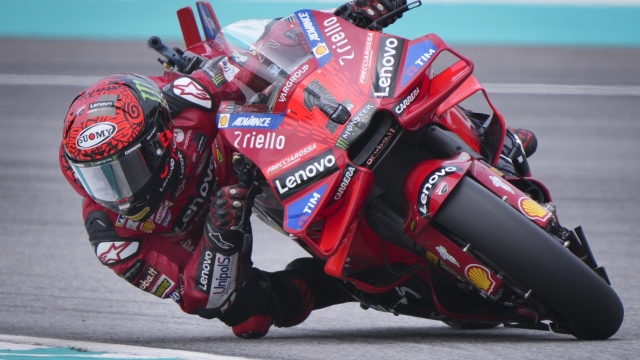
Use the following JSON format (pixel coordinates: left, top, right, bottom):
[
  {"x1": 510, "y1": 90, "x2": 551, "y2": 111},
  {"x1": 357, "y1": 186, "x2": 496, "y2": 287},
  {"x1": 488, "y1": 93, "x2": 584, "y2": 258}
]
[
  {"x1": 224, "y1": 266, "x2": 314, "y2": 339},
  {"x1": 229, "y1": 258, "x2": 353, "y2": 339},
  {"x1": 509, "y1": 127, "x2": 538, "y2": 158},
  {"x1": 497, "y1": 127, "x2": 538, "y2": 177}
]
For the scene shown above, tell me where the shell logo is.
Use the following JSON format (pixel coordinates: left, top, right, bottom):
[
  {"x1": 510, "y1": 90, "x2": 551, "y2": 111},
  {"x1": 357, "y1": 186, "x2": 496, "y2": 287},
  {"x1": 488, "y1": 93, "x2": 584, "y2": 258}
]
[
  {"x1": 519, "y1": 197, "x2": 551, "y2": 221},
  {"x1": 313, "y1": 43, "x2": 329, "y2": 58},
  {"x1": 219, "y1": 115, "x2": 229, "y2": 128},
  {"x1": 465, "y1": 264, "x2": 496, "y2": 293},
  {"x1": 141, "y1": 220, "x2": 155, "y2": 233}
]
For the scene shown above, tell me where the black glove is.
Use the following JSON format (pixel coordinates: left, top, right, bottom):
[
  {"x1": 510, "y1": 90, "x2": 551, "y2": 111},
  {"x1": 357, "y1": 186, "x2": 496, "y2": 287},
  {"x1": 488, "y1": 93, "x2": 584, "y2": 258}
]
[
  {"x1": 336, "y1": 0, "x2": 407, "y2": 29},
  {"x1": 209, "y1": 185, "x2": 250, "y2": 230}
]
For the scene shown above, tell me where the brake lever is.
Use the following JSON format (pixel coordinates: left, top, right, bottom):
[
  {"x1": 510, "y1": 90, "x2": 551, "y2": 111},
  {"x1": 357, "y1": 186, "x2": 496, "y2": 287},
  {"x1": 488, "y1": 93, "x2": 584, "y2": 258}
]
[{"x1": 367, "y1": 0, "x2": 423, "y2": 31}]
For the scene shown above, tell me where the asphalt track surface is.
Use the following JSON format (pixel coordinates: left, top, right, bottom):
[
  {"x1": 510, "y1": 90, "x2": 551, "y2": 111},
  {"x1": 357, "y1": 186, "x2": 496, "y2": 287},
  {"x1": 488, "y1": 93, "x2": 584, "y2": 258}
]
[{"x1": 0, "y1": 38, "x2": 639, "y2": 359}]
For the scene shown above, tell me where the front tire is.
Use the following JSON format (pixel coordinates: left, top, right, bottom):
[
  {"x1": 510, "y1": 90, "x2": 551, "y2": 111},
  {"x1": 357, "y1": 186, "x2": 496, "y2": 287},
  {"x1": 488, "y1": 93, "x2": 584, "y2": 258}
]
[{"x1": 433, "y1": 176, "x2": 623, "y2": 340}]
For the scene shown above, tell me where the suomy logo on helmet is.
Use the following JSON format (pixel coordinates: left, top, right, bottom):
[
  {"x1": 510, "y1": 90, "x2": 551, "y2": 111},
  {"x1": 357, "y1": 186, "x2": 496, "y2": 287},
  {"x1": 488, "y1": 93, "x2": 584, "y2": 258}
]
[{"x1": 76, "y1": 122, "x2": 117, "y2": 150}]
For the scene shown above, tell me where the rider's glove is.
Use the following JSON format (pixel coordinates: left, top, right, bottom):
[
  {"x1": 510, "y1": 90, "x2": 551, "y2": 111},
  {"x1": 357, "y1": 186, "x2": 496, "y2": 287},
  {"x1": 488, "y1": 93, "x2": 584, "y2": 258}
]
[
  {"x1": 209, "y1": 185, "x2": 250, "y2": 231},
  {"x1": 336, "y1": 0, "x2": 407, "y2": 30}
]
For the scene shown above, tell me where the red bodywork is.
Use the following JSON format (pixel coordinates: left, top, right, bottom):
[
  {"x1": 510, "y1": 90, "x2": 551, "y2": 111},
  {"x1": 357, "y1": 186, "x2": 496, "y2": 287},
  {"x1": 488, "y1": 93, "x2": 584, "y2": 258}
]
[{"x1": 172, "y1": 3, "x2": 554, "y2": 321}]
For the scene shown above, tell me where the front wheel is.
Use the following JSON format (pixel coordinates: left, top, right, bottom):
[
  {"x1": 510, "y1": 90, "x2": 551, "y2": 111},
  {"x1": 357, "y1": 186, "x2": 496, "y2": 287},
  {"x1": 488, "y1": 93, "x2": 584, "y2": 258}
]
[{"x1": 433, "y1": 176, "x2": 623, "y2": 340}]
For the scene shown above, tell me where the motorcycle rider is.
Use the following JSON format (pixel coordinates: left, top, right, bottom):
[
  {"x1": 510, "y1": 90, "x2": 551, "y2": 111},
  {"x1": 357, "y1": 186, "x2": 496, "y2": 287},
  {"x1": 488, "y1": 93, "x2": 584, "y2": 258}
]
[{"x1": 60, "y1": 0, "x2": 537, "y2": 339}]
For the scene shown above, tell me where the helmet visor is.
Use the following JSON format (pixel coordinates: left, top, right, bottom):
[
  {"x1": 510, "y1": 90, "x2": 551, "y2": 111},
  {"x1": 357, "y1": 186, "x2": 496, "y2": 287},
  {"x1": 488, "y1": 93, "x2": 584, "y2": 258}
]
[{"x1": 69, "y1": 133, "x2": 167, "y2": 206}]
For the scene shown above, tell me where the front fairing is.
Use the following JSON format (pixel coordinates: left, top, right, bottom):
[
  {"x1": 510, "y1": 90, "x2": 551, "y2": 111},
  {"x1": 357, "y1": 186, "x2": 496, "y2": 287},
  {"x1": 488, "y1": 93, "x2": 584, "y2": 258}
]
[{"x1": 211, "y1": 10, "x2": 482, "y2": 259}]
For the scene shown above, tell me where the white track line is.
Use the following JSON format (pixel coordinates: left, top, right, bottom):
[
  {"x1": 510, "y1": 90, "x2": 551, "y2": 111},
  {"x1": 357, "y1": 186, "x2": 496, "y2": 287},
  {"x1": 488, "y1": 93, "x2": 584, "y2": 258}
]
[
  {"x1": 0, "y1": 335, "x2": 256, "y2": 360},
  {"x1": 0, "y1": 74, "x2": 103, "y2": 86},
  {"x1": 483, "y1": 83, "x2": 640, "y2": 96},
  {"x1": 1, "y1": 74, "x2": 640, "y2": 97}
]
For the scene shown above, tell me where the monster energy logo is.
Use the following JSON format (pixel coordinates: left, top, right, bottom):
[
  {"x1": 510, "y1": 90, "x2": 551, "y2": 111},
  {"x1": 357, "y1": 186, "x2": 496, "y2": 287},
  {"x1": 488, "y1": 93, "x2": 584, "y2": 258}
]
[
  {"x1": 335, "y1": 102, "x2": 375, "y2": 150},
  {"x1": 133, "y1": 79, "x2": 167, "y2": 108}
]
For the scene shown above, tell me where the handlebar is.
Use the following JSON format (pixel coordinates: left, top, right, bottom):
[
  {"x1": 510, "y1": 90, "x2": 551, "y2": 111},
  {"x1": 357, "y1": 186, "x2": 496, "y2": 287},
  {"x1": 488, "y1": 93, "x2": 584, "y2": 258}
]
[{"x1": 147, "y1": 36, "x2": 187, "y2": 69}]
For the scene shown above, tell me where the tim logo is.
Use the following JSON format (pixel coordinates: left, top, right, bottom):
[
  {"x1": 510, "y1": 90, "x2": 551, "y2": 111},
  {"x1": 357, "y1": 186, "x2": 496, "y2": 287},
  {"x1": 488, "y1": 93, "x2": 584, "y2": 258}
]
[{"x1": 76, "y1": 122, "x2": 117, "y2": 150}]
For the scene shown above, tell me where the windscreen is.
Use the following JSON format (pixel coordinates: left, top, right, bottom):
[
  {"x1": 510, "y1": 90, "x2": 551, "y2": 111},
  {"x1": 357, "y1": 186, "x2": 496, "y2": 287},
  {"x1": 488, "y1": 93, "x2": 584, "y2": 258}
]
[{"x1": 219, "y1": 17, "x2": 315, "y2": 113}]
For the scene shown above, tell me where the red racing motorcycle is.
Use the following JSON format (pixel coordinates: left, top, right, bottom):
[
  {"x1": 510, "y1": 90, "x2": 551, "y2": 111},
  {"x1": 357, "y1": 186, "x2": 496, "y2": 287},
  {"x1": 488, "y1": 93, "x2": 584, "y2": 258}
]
[{"x1": 150, "y1": 1, "x2": 623, "y2": 339}]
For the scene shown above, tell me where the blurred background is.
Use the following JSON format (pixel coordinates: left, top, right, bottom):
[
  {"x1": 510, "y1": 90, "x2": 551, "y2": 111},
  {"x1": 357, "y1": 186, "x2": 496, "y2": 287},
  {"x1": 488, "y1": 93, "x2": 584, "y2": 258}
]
[
  {"x1": 1, "y1": 1, "x2": 639, "y2": 359},
  {"x1": 2, "y1": 0, "x2": 640, "y2": 46}
]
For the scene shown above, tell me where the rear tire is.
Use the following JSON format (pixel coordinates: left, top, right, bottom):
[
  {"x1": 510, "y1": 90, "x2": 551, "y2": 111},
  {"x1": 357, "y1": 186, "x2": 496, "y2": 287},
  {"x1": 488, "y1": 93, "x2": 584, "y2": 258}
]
[{"x1": 434, "y1": 176, "x2": 623, "y2": 340}]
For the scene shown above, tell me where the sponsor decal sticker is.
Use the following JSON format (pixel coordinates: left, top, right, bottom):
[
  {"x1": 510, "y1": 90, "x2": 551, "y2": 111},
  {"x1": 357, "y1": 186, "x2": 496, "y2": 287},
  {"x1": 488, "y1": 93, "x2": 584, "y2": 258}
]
[
  {"x1": 519, "y1": 197, "x2": 551, "y2": 221},
  {"x1": 219, "y1": 115, "x2": 230, "y2": 128},
  {"x1": 295, "y1": 11, "x2": 333, "y2": 67},
  {"x1": 231, "y1": 51, "x2": 248, "y2": 66},
  {"x1": 216, "y1": 147, "x2": 224, "y2": 162},
  {"x1": 436, "y1": 245, "x2": 459, "y2": 267},
  {"x1": 115, "y1": 215, "x2": 126, "y2": 227},
  {"x1": 490, "y1": 175, "x2": 516, "y2": 195},
  {"x1": 366, "y1": 126, "x2": 399, "y2": 167},
  {"x1": 161, "y1": 211, "x2": 172, "y2": 227},
  {"x1": 195, "y1": 243, "x2": 216, "y2": 293},
  {"x1": 136, "y1": 265, "x2": 160, "y2": 291},
  {"x1": 154, "y1": 200, "x2": 173, "y2": 224},
  {"x1": 232, "y1": 131, "x2": 285, "y2": 150},
  {"x1": 120, "y1": 259, "x2": 146, "y2": 283},
  {"x1": 141, "y1": 219, "x2": 155, "y2": 233},
  {"x1": 127, "y1": 207, "x2": 149, "y2": 221},
  {"x1": 89, "y1": 100, "x2": 116, "y2": 110},
  {"x1": 202, "y1": 59, "x2": 227, "y2": 88},
  {"x1": 265, "y1": 142, "x2": 320, "y2": 177},
  {"x1": 360, "y1": 32, "x2": 375, "y2": 84},
  {"x1": 95, "y1": 241, "x2": 140, "y2": 265},
  {"x1": 322, "y1": 16, "x2": 354, "y2": 65},
  {"x1": 193, "y1": 132, "x2": 209, "y2": 154},
  {"x1": 331, "y1": 165, "x2": 357, "y2": 202},
  {"x1": 435, "y1": 181, "x2": 449, "y2": 195},
  {"x1": 76, "y1": 122, "x2": 117, "y2": 150},
  {"x1": 401, "y1": 40, "x2": 438, "y2": 87},
  {"x1": 336, "y1": 102, "x2": 375, "y2": 150},
  {"x1": 373, "y1": 37, "x2": 404, "y2": 98},
  {"x1": 172, "y1": 77, "x2": 212, "y2": 109},
  {"x1": 394, "y1": 87, "x2": 420, "y2": 116},
  {"x1": 218, "y1": 57, "x2": 240, "y2": 81},
  {"x1": 465, "y1": 264, "x2": 496, "y2": 293},
  {"x1": 174, "y1": 128, "x2": 185, "y2": 143},
  {"x1": 217, "y1": 113, "x2": 285, "y2": 130},
  {"x1": 195, "y1": 149, "x2": 211, "y2": 175},
  {"x1": 151, "y1": 275, "x2": 175, "y2": 298},
  {"x1": 158, "y1": 158, "x2": 175, "y2": 193},
  {"x1": 278, "y1": 64, "x2": 310, "y2": 103},
  {"x1": 207, "y1": 252, "x2": 239, "y2": 310},
  {"x1": 182, "y1": 130, "x2": 193, "y2": 150},
  {"x1": 169, "y1": 275, "x2": 184, "y2": 303},
  {"x1": 125, "y1": 219, "x2": 139, "y2": 231},
  {"x1": 417, "y1": 166, "x2": 462, "y2": 217},
  {"x1": 273, "y1": 150, "x2": 338, "y2": 200},
  {"x1": 286, "y1": 184, "x2": 328, "y2": 231}
]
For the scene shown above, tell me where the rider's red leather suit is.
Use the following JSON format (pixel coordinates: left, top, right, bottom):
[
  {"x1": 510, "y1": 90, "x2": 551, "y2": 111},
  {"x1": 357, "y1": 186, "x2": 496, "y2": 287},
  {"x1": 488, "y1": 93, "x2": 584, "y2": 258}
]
[
  {"x1": 60, "y1": 2, "x2": 408, "y2": 331},
  {"x1": 60, "y1": 66, "x2": 244, "y2": 314}
]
